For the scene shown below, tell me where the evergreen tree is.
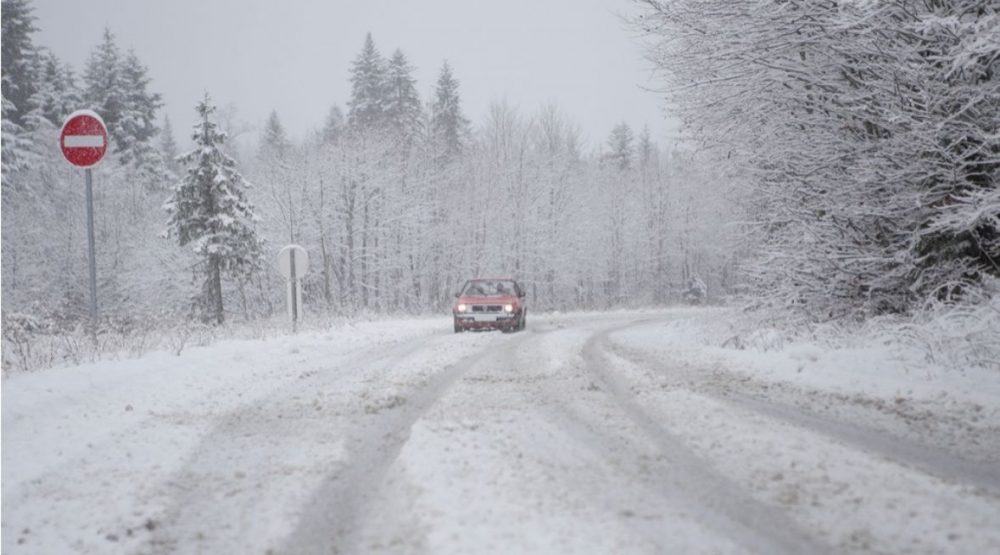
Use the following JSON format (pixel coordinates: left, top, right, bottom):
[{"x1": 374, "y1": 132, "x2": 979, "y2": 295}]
[
  {"x1": 165, "y1": 94, "x2": 263, "y2": 324},
  {"x1": 83, "y1": 29, "x2": 125, "y2": 145},
  {"x1": 159, "y1": 114, "x2": 181, "y2": 176},
  {"x1": 118, "y1": 49, "x2": 163, "y2": 167},
  {"x1": 260, "y1": 109, "x2": 290, "y2": 161},
  {"x1": 607, "y1": 123, "x2": 634, "y2": 171},
  {"x1": 430, "y1": 61, "x2": 469, "y2": 164},
  {"x1": 1, "y1": 0, "x2": 38, "y2": 127},
  {"x1": 322, "y1": 104, "x2": 344, "y2": 145},
  {"x1": 25, "y1": 50, "x2": 80, "y2": 130},
  {"x1": 1, "y1": 92, "x2": 32, "y2": 179},
  {"x1": 637, "y1": 125, "x2": 653, "y2": 170},
  {"x1": 82, "y1": 31, "x2": 164, "y2": 178},
  {"x1": 347, "y1": 33, "x2": 387, "y2": 132},
  {"x1": 384, "y1": 49, "x2": 422, "y2": 144}
]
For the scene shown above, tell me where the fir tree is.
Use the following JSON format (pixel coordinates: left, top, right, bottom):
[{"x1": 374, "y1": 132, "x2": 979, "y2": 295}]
[
  {"x1": 430, "y1": 61, "x2": 469, "y2": 164},
  {"x1": 83, "y1": 29, "x2": 125, "y2": 145},
  {"x1": 322, "y1": 104, "x2": 344, "y2": 145},
  {"x1": 637, "y1": 125, "x2": 653, "y2": 170},
  {"x1": 607, "y1": 123, "x2": 634, "y2": 171},
  {"x1": 1, "y1": 0, "x2": 38, "y2": 127},
  {"x1": 159, "y1": 114, "x2": 180, "y2": 176},
  {"x1": 165, "y1": 94, "x2": 263, "y2": 324},
  {"x1": 260, "y1": 109, "x2": 290, "y2": 161},
  {"x1": 25, "y1": 50, "x2": 80, "y2": 130},
  {"x1": 1, "y1": 91, "x2": 32, "y2": 179},
  {"x1": 118, "y1": 49, "x2": 163, "y2": 167},
  {"x1": 384, "y1": 49, "x2": 422, "y2": 144},
  {"x1": 347, "y1": 33, "x2": 387, "y2": 132}
]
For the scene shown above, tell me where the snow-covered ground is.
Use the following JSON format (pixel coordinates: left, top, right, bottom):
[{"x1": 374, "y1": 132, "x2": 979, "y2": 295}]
[{"x1": 3, "y1": 309, "x2": 999, "y2": 554}]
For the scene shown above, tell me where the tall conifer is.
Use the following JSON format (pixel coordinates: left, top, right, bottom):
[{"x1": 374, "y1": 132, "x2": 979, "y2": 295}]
[{"x1": 165, "y1": 94, "x2": 263, "y2": 324}]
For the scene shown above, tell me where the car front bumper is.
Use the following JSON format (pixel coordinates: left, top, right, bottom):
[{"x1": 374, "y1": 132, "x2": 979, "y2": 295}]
[{"x1": 454, "y1": 313, "x2": 516, "y2": 330}]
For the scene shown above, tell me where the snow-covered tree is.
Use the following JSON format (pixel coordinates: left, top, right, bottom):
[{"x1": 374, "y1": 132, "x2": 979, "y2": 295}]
[
  {"x1": 322, "y1": 104, "x2": 344, "y2": 145},
  {"x1": 256, "y1": 109, "x2": 306, "y2": 244},
  {"x1": 430, "y1": 61, "x2": 469, "y2": 166},
  {"x1": 83, "y1": 29, "x2": 125, "y2": 144},
  {"x1": 384, "y1": 49, "x2": 423, "y2": 145},
  {"x1": 1, "y1": 91, "x2": 32, "y2": 180},
  {"x1": 118, "y1": 49, "x2": 163, "y2": 169},
  {"x1": 347, "y1": 33, "x2": 387, "y2": 132},
  {"x1": 260, "y1": 110, "x2": 290, "y2": 160},
  {"x1": 606, "y1": 122, "x2": 634, "y2": 172},
  {"x1": 165, "y1": 94, "x2": 264, "y2": 324},
  {"x1": 1, "y1": 0, "x2": 40, "y2": 180},
  {"x1": 632, "y1": 0, "x2": 1000, "y2": 320},
  {"x1": 159, "y1": 114, "x2": 181, "y2": 176},
  {"x1": 1, "y1": 0, "x2": 38, "y2": 127},
  {"x1": 24, "y1": 50, "x2": 80, "y2": 130}
]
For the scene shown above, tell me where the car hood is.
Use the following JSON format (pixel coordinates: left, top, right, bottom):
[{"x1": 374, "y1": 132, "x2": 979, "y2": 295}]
[{"x1": 456, "y1": 295, "x2": 519, "y2": 305}]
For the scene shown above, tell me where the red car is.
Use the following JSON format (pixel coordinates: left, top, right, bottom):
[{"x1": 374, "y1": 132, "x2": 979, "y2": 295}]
[{"x1": 453, "y1": 278, "x2": 527, "y2": 333}]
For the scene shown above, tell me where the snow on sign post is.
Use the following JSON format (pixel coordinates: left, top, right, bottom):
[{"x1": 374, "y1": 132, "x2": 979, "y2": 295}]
[
  {"x1": 60, "y1": 110, "x2": 109, "y2": 334},
  {"x1": 276, "y1": 245, "x2": 309, "y2": 330}
]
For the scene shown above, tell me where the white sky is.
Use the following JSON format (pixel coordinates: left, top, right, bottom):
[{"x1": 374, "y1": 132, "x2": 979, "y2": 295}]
[{"x1": 30, "y1": 0, "x2": 678, "y2": 151}]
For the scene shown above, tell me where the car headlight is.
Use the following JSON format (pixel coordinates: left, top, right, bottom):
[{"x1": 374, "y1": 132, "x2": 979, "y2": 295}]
[
  {"x1": 457, "y1": 304, "x2": 467, "y2": 312},
  {"x1": 504, "y1": 304, "x2": 514, "y2": 313}
]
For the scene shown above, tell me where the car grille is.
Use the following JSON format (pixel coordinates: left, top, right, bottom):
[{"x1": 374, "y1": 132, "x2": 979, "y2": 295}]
[{"x1": 471, "y1": 304, "x2": 503, "y2": 313}]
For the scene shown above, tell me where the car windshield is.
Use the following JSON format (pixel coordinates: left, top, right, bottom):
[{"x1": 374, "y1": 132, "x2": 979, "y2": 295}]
[{"x1": 462, "y1": 280, "x2": 516, "y2": 297}]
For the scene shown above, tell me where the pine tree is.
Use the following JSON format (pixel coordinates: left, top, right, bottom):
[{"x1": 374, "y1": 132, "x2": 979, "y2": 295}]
[
  {"x1": 260, "y1": 109, "x2": 290, "y2": 161},
  {"x1": 165, "y1": 94, "x2": 264, "y2": 324},
  {"x1": 322, "y1": 104, "x2": 344, "y2": 145},
  {"x1": 1, "y1": 0, "x2": 38, "y2": 127},
  {"x1": 118, "y1": 49, "x2": 163, "y2": 167},
  {"x1": 430, "y1": 61, "x2": 469, "y2": 165},
  {"x1": 25, "y1": 50, "x2": 80, "y2": 130},
  {"x1": 83, "y1": 29, "x2": 125, "y2": 145},
  {"x1": 347, "y1": 33, "x2": 387, "y2": 132},
  {"x1": 1, "y1": 91, "x2": 32, "y2": 179},
  {"x1": 384, "y1": 49, "x2": 422, "y2": 145},
  {"x1": 159, "y1": 114, "x2": 180, "y2": 176},
  {"x1": 607, "y1": 123, "x2": 634, "y2": 171},
  {"x1": 637, "y1": 126, "x2": 653, "y2": 170}
]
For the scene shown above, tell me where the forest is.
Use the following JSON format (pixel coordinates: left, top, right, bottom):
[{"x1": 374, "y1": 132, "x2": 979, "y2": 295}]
[
  {"x1": 2, "y1": 1, "x2": 735, "y2": 340},
  {"x1": 2, "y1": 0, "x2": 998, "y2": 369}
]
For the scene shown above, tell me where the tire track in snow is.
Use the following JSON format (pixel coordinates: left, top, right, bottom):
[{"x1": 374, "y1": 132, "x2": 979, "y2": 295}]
[
  {"x1": 279, "y1": 328, "x2": 541, "y2": 555},
  {"x1": 138, "y1": 330, "x2": 455, "y2": 555},
  {"x1": 606, "y1": 338, "x2": 1000, "y2": 494},
  {"x1": 581, "y1": 321, "x2": 831, "y2": 555}
]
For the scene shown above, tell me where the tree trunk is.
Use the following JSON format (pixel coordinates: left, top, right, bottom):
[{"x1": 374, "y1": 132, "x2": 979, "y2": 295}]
[{"x1": 210, "y1": 254, "x2": 224, "y2": 325}]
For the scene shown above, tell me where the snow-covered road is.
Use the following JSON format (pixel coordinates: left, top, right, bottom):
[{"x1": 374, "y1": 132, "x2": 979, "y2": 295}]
[{"x1": 3, "y1": 310, "x2": 999, "y2": 554}]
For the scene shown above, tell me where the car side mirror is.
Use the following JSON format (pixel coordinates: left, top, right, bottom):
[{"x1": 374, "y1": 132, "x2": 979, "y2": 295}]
[
  {"x1": 454, "y1": 292, "x2": 461, "y2": 298},
  {"x1": 518, "y1": 291, "x2": 526, "y2": 298}
]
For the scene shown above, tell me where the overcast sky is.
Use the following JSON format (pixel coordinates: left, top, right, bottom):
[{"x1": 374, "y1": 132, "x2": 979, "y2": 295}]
[{"x1": 30, "y1": 0, "x2": 677, "y2": 151}]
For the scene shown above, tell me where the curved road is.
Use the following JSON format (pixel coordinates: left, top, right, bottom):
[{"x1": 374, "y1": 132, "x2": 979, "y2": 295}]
[
  {"x1": 131, "y1": 312, "x2": 1000, "y2": 554},
  {"x1": 6, "y1": 311, "x2": 996, "y2": 554}
]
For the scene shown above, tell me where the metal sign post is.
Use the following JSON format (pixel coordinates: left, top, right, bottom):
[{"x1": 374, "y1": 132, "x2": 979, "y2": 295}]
[
  {"x1": 289, "y1": 247, "x2": 298, "y2": 331},
  {"x1": 277, "y1": 245, "x2": 309, "y2": 332},
  {"x1": 85, "y1": 168, "x2": 98, "y2": 324}
]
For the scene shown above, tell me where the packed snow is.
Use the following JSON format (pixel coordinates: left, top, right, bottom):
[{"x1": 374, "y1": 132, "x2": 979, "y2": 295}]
[{"x1": 4, "y1": 309, "x2": 998, "y2": 553}]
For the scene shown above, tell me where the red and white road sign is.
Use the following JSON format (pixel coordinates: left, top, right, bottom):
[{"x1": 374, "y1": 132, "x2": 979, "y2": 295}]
[{"x1": 60, "y1": 110, "x2": 108, "y2": 168}]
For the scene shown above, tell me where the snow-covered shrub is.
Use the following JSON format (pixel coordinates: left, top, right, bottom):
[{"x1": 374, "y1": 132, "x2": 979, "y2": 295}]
[
  {"x1": 897, "y1": 294, "x2": 1000, "y2": 371},
  {"x1": 2, "y1": 312, "x2": 49, "y2": 372}
]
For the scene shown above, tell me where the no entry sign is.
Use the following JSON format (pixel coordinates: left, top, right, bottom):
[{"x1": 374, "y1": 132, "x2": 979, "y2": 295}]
[{"x1": 60, "y1": 110, "x2": 108, "y2": 168}]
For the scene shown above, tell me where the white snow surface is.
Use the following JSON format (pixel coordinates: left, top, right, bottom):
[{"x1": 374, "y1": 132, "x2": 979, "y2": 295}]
[{"x1": 3, "y1": 309, "x2": 999, "y2": 554}]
